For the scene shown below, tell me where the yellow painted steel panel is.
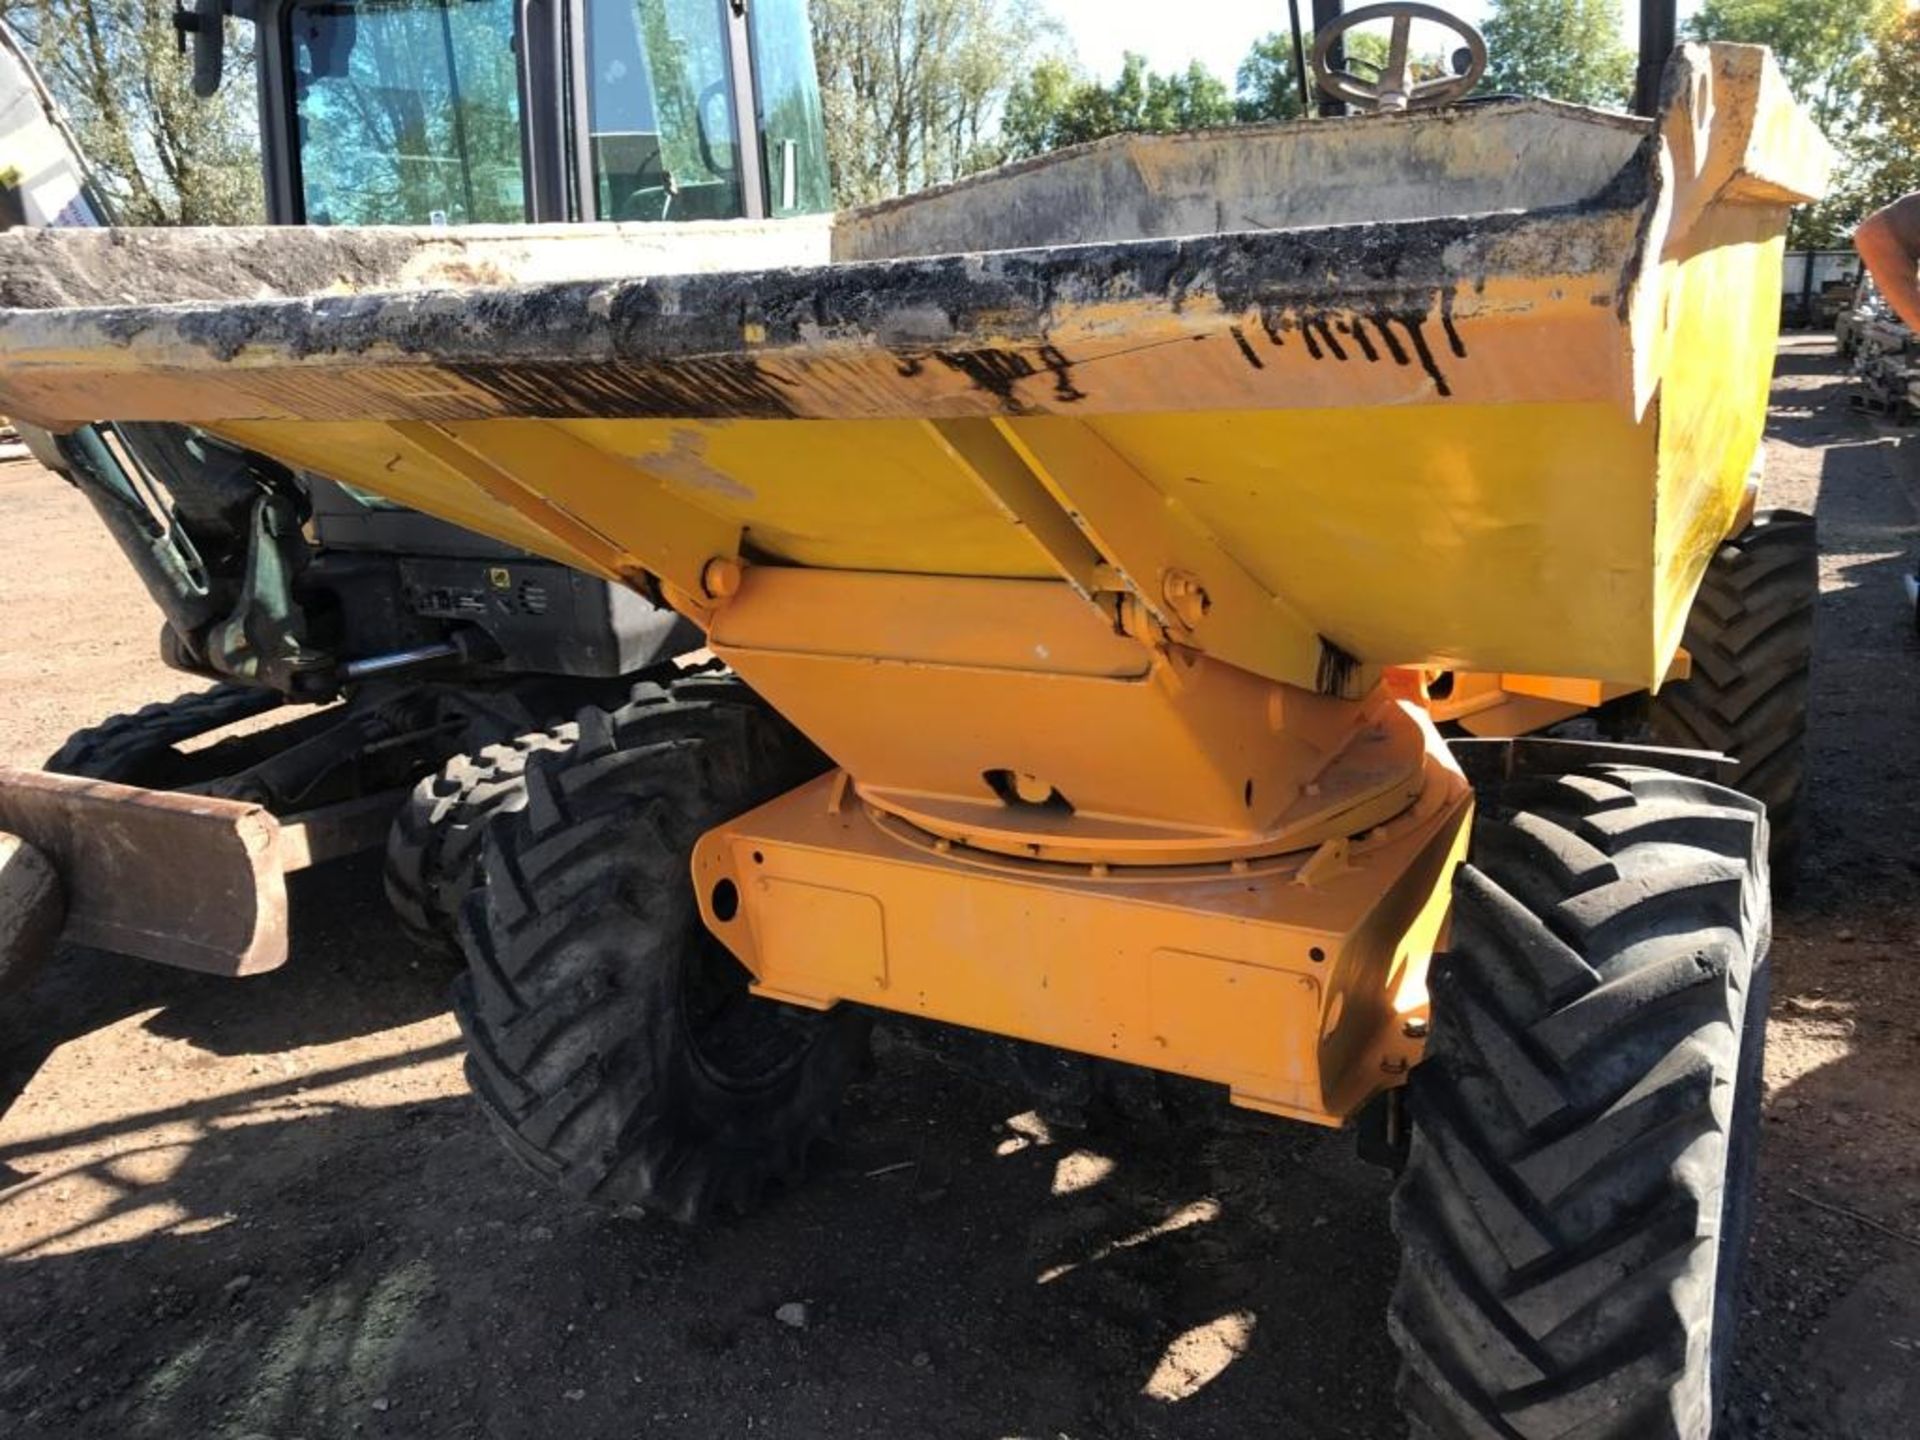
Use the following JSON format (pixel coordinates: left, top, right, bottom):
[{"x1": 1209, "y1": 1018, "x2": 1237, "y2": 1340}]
[
  {"x1": 0, "y1": 43, "x2": 1833, "y2": 1116},
  {"x1": 1650, "y1": 220, "x2": 1793, "y2": 666},
  {"x1": 693, "y1": 744, "x2": 1474, "y2": 1126},
  {"x1": 210, "y1": 418, "x2": 599, "y2": 574},
  {"x1": 557, "y1": 417, "x2": 1057, "y2": 578},
  {"x1": 752, "y1": 879, "x2": 889, "y2": 1001},
  {"x1": 1082, "y1": 400, "x2": 1659, "y2": 683}
]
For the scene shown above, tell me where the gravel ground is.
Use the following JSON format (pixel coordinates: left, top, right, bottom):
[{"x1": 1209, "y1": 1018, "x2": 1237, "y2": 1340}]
[{"x1": 1, "y1": 335, "x2": 1917, "y2": 1439}]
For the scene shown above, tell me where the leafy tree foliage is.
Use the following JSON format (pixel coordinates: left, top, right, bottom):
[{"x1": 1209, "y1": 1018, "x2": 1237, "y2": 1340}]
[
  {"x1": 1236, "y1": 29, "x2": 1311, "y2": 123},
  {"x1": 1691, "y1": 0, "x2": 1901, "y2": 245},
  {"x1": 810, "y1": 0, "x2": 1054, "y2": 203},
  {"x1": 1000, "y1": 55, "x2": 1082, "y2": 156},
  {"x1": 1000, "y1": 51, "x2": 1234, "y2": 159},
  {"x1": 1818, "y1": 6, "x2": 1920, "y2": 246},
  {"x1": 1852, "y1": 10, "x2": 1920, "y2": 203},
  {"x1": 1689, "y1": 0, "x2": 1897, "y2": 136},
  {"x1": 1481, "y1": 0, "x2": 1634, "y2": 109},
  {"x1": 1236, "y1": 25, "x2": 1452, "y2": 124},
  {"x1": 3, "y1": 0, "x2": 263, "y2": 224}
]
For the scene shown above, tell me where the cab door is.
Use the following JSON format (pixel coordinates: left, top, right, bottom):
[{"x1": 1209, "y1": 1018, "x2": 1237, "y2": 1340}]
[{"x1": 565, "y1": 0, "x2": 756, "y2": 222}]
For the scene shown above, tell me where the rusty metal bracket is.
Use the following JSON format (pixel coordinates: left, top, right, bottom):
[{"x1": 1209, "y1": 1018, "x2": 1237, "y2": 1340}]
[
  {"x1": 0, "y1": 831, "x2": 62, "y2": 996},
  {"x1": 0, "y1": 768, "x2": 406, "y2": 975}
]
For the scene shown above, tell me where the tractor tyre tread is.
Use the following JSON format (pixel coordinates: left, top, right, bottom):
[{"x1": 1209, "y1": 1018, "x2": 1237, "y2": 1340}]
[
  {"x1": 44, "y1": 682, "x2": 281, "y2": 784},
  {"x1": 1390, "y1": 763, "x2": 1770, "y2": 1440},
  {"x1": 1650, "y1": 509, "x2": 1815, "y2": 877},
  {"x1": 451, "y1": 675, "x2": 870, "y2": 1222},
  {"x1": 383, "y1": 723, "x2": 582, "y2": 956}
]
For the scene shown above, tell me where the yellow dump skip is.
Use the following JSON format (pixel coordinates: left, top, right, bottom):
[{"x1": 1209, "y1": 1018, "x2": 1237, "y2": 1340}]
[{"x1": 0, "y1": 43, "x2": 1828, "y2": 693}]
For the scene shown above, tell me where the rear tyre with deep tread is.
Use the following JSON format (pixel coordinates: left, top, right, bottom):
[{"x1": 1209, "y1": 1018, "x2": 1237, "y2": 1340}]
[
  {"x1": 1390, "y1": 763, "x2": 1770, "y2": 1440},
  {"x1": 1651, "y1": 509, "x2": 1815, "y2": 879},
  {"x1": 452, "y1": 676, "x2": 871, "y2": 1222},
  {"x1": 383, "y1": 724, "x2": 580, "y2": 956},
  {"x1": 44, "y1": 682, "x2": 281, "y2": 785}
]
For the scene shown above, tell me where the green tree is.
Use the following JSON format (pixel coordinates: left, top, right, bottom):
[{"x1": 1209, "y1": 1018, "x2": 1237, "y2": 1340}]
[
  {"x1": 2, "y1": 0, "x2": 263, "y2": 224},
  {"x1": 1481, "y1": 0, "x2": 1635, "y2": 109},
  {"x1": 1236, "y1": 27, "x2": 1450, "y2": 123},
  {"x1": 1000, "y1": 55, "x2": 1080, "y2": 157},
  {"x1": 1852, "y1": 10, "x2": 1920, "y2": 205},
  {"x1": 1236, "y1": 29, "x2": 1310, "y2": 122},
  {"x1": 1143, "y1": 60, "x2": 1234, "y2": 132},
  {"x1": 809, "y1": 0, "x2": 1055, "y2": 203},
  {"x1": 1690, "y1": 0, "x2": 1900, "y2": 245},
  {"x1": 1689, "y1": 0, "x2": 1896, "y2": 136},
  {"x1": 1000, "y1": 51, "x2": 1236, "y2": 159},
  {"x1": 1808, "y1": 6, "x2": 1920, "y2": 247}
]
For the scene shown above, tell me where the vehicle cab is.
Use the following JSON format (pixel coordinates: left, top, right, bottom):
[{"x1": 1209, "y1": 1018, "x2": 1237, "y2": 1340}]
[{"x1": 228, "y1": 0, "x2": 831, "y2": 225}]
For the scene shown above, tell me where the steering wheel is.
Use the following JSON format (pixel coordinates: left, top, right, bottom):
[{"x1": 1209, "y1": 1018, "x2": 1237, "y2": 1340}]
[
  {"x1": 617, "y1": 148, "x2": 680, "y2": 221},
  {"x1": 1312, "y1": 3, "x2": 1487, "y2": 114}
]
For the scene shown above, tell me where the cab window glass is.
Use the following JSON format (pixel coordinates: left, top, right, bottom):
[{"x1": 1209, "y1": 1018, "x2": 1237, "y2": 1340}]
[
  {"x1": 585, "y1": 0, "x2": 744, "y2": 222},
  {"x1": 291, "y1": 0, "x2": 528, "y2": 226},
  {"x1": 748, "y1": 0, "x2": 831, "y2": 215}
]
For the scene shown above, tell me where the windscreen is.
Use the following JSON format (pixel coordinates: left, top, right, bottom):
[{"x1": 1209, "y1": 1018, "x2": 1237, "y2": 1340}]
[
  {"x1": 583, "y1": 0, "x2": 744, "y2": 222},
  {"x1": 290, "y1": 0, "x2": 527, "y2": 226},
  {"x1": 747, "y1": 0, "x2": 831, "y2": 216}
]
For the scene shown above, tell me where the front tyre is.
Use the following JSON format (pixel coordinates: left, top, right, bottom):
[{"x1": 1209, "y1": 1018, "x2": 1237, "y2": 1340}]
[
  {"x1": 1390, "y1": 763, "x2": 1769, "y2": 1439},
  {"x1": 452, "y1": 677, "x2": 871, "y2": 1222}
]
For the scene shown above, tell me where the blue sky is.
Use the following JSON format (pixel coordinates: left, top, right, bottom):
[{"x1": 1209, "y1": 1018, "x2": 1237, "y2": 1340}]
[{"x1": 1044, "y1": 1, "x2": 1703, "y2": 88}]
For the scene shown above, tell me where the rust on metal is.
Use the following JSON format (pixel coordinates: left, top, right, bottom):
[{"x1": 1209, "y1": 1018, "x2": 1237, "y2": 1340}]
[
  {"x1": 0, "y1": 829, "x2": 63, "y2": 994},
  {"x1": 0, "y1": 766, "x2": 288, "y2": 974},
  {"x1": 277, "y1": 790, "x2": 412, "y2": 872},
  {"x1": 0, "y1": 769, "x2": 406, "y2": 975}
]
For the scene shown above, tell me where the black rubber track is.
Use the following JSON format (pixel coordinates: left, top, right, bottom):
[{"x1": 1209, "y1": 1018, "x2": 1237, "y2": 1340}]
[
  {"x1": 44, "y1": 682, "x2": 281, "y2": 785},
  {"x1": 452, "y1": 676, "x2": 872, "y2": 1222},
  {"x1": 383, "y1": 724, "x2": 581, "y2": 957},
  {"x1": 1389, "y1": 763, "x2": 1770, "y2": 1440},
  {"x1": 1651, "y1": 509, "x2": 1815, "y2": 877}
]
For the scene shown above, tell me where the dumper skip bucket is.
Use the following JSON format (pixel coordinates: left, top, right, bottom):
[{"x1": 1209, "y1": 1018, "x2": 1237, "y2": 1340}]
[{"x1": 0, "y1": 43, "x2": 1828, "y2": 699}]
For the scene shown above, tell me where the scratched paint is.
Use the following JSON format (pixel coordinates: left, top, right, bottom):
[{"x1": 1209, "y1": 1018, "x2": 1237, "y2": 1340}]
[
  {"x1": 0, "y1": 48, "x2": 1829, "y2": 443},
  {"x1": 630, "y1": 427, "x2": 756, "y2": 501}
]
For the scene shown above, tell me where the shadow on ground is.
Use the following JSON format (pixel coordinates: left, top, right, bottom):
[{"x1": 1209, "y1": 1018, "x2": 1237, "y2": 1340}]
[
  {"x1": 0, "y1": 853, "x2": 456, "y2": 1134},
  {"x1": 0, "y1": 1041, "x2": 1414, "y2": 1440},
  {"x1": 1716, "y1": 340, "x2": 1920, "y2": 1440}
]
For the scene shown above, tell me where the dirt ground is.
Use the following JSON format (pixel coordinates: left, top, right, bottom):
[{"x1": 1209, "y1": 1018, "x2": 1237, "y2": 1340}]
[{"x1": 1, "y1": 336, "x2": 1918, "y2": 1439}]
